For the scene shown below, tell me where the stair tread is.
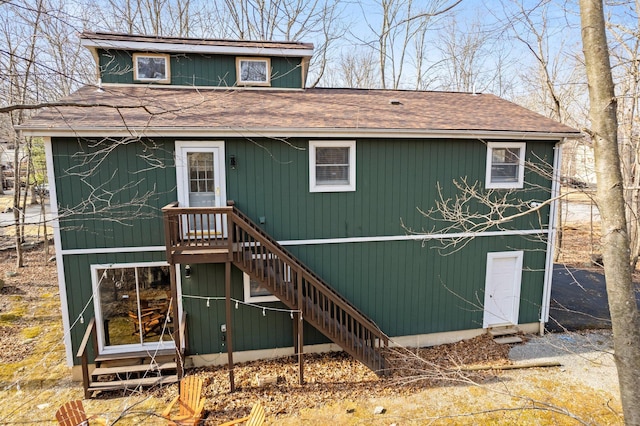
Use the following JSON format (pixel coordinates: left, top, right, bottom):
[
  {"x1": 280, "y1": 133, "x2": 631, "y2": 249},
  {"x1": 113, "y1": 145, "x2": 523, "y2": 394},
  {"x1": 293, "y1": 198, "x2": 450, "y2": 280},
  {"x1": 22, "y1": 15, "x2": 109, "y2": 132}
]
[
  {"x1": 89, "y1": 374, "x2": 179, "y2": 390},
  {"x1": 489, "y1": 327, "x2": 519, "y2": 337},
  {"x1": 92, "y1": 362, "x2": 177, "y2": 377},
  {"x1": 95, "y1": 349, "x2": 175, "y2": 362},
  {"x1": 494, "y1": 336, "x2": 523, "y2": 344}
]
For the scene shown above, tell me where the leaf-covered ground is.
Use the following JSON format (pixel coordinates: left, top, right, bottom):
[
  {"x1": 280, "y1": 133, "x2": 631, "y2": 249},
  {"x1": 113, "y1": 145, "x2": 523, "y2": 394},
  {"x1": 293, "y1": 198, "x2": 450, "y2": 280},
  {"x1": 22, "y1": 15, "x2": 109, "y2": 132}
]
[{"x1": 0, "y1": 216, "x2": 624, "y2": 425}]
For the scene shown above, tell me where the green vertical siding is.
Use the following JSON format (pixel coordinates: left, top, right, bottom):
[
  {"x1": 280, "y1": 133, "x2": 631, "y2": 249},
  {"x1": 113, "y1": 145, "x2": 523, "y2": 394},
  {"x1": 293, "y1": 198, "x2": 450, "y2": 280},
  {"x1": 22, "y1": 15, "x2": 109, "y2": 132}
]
[
  {"x1": 98, "y1": 50, "x2": 303, "y2": 88},
  {"x1": 56, "y1": 135, "x2": 556, "y2": 361},
  {"x1": 51, "y1": 138, "x2": 176, "y2": 250},
  {"x1": 287, "y1": 236, "x2": 546, "y2": 336},
  {"x1": 226, "y1": 138, "x2": 554, "y2": 240},
  {"x1": 179, "y1": 263, "x2": 326, "y2": 355}
]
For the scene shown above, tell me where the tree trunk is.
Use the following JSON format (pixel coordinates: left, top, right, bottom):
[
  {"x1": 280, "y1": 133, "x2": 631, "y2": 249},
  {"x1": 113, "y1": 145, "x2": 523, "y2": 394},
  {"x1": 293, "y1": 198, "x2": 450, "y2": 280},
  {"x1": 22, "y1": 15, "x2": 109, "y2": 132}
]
[{"x1": 580, "y1": 1, "x2": 640, "y2": 423}]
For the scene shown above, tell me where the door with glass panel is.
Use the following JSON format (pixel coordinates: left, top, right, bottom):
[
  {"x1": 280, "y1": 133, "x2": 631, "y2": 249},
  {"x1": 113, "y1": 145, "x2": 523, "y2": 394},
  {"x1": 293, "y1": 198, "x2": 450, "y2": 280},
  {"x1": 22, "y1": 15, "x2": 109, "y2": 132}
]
[
  {"x1": 176, "y1": 142, "x2": 227, "y2": 237},
  {"x1": 94, "y1": 263, "x2": 175, "y2": 352}
]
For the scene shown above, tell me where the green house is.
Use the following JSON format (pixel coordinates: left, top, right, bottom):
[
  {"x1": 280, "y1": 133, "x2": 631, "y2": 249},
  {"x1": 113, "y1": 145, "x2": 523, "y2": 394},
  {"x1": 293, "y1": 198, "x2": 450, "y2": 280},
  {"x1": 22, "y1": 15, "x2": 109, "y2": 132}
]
[{"x1": 20, "y1": 31, "x2": 580, "y2": 396}]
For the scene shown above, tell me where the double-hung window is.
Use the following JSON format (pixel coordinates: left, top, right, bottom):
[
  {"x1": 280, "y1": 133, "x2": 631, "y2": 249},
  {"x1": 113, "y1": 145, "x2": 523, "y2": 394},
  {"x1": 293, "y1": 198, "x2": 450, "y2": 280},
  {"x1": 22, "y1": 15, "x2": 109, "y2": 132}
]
[
  {"x1": 485, "y1": 142, "x2": 526, "y2": 189},
  {"x1": 309, "y1": 140, "x2": 356, "y2": 192}
]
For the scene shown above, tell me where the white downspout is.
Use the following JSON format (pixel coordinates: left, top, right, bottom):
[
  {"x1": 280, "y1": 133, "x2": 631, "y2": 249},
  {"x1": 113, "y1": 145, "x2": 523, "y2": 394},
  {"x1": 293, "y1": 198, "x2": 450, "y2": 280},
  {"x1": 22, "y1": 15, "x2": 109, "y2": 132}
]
[{"x1": 540, "y1": 138, "x2": 564, "y2": 335}]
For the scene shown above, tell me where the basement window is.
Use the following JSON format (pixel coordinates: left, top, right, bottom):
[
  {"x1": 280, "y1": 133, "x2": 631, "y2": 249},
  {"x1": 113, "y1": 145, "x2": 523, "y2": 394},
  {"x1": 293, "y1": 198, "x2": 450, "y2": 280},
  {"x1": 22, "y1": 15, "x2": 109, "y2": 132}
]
[
  {"x1": 243, "y1": 253, "x2": 289, "y2": 303},
  {"x1": 486, "y1": 142, "x2": 526, "y2": 189},
  {"x1": 309, "y1": 140, "x2": 356, "y2": 192}
]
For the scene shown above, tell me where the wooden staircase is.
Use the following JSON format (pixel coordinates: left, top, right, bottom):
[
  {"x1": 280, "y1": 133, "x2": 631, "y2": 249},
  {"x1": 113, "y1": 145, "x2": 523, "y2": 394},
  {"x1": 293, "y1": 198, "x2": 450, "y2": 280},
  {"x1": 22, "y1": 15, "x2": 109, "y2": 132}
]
[
  {"x1": 163, "y1": 203, "x2": 389, "y2": 374},
  {"x1": 77, "y1": 318, "x2": 180, "y2": 398}
]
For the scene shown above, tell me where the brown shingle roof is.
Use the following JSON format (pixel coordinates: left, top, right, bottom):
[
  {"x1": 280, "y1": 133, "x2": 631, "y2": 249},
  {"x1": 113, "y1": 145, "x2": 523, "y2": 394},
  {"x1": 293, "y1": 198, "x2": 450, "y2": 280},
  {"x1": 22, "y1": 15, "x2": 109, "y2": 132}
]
[{"x1": 20, "y1": 86, "x2": 580, "y2": 138}]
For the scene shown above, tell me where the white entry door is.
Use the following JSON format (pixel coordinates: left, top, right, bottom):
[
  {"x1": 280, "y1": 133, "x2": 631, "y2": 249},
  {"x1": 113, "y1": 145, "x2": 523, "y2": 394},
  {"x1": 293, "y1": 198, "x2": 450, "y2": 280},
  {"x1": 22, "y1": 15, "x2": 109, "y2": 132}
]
[
  {"x1": 483, "y1": 251, "x2": 523, "y2": 328},
  {"x1": 175, "y1": 141, "x2": 227, "y2": 234}
]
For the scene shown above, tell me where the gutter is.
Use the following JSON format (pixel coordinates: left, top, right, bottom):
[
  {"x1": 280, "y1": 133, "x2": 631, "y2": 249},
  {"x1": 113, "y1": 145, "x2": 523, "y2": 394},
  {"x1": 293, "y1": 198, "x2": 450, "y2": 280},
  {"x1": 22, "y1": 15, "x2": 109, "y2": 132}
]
[{"x1": 18, "y1": 126, "x2": 581, "y2": 140}]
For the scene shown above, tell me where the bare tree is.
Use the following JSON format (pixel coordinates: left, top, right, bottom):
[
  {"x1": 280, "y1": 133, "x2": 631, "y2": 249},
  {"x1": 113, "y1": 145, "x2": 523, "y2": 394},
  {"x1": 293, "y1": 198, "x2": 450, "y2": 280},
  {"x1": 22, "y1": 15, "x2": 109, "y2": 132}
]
[
  {"x1": 0, "y1": 0, "x2": 92, "y2": 266},
  {"x1": 208, "y1": 0, "x2": 346, "y2": 87},
  {"x1": 352, "y1": 0, "x2": 462, "y2": 90},
  {"x1": 605, "y1": 1, "x2": 640, "y2": 269},
  {"x1": 335, "y1": 49, "x2": 380, "y2": 89},
  {"x1": 95, "y1": 0, "x2": 205, "y2": 37},
  {"x1": 435, "y1": 17, "x2": 490, "y2": 92},
  {"x1": 580, "y1": 0, "x2": 640, "y2": 423}
]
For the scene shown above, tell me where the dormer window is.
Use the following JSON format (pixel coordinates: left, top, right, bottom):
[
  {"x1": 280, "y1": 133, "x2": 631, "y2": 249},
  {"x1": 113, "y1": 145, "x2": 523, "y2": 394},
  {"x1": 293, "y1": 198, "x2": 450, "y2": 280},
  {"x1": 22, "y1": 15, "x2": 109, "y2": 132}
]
[
  {"x1": 236, "y1": 57, "x2": 271, "y2": 86},
  {"x1": 133, "y1": 53, "x2": 170, "y2": 84}
]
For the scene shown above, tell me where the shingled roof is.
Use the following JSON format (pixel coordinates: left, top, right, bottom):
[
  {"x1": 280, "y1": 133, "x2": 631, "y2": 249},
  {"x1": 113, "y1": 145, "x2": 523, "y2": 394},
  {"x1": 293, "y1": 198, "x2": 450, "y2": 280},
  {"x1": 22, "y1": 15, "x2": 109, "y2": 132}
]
[{"x1": 20, "y1": 86, "x2": 580, "y2": 139}]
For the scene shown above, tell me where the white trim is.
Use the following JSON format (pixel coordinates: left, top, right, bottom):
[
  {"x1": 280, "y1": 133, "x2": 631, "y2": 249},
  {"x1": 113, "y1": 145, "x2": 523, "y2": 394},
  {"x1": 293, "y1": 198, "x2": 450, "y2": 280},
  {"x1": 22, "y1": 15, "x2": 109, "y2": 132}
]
[
  {"x1": 132, "y1": 53, "x2": 170, "y2": 84},
  {"x1": 236, "y1": 57, "x2": 271, "y2": 86},
  {"x1": 243, "y1": 273, "x2": 280, "y2": 303},
  {"x1": 98, "y1": 83, "x2": 304, "y2": 91},
  {"x1": 175, "y1": 141, "x2": 227, "y2": 209},
  {"x1": 57, "y1": 228, "x2": 550, "y2": 257},
  {"x1": 61, "y1": 245, "x2": 166, "y2": 255},
  {"x1": 309, "y1": 140, "x2": 356, "y2": 192},
  {"x1": 44, "y1": 137, "x2": 74, "y2": 366},
  {"x1": 91, "y1": 261, "x2": 177, "y2": 355},
  {"x1": 541, "y1": 141, "x2": 563, "y2": 323},
  {"x1": 486, "y1": 142, "x2": 526, "y2": 189},
  {"x1": 80, "y1": 38, "x2": 314, "y2": 58},
  {"x1": 483, "y1": 251, "x2": 524, "y2": 328},
  {"x1": 19, "y1": 126, "x2": 579, "y2": 140},
  {"x1": 279, "y1": 228, "x2": 548, "y2": 246}
]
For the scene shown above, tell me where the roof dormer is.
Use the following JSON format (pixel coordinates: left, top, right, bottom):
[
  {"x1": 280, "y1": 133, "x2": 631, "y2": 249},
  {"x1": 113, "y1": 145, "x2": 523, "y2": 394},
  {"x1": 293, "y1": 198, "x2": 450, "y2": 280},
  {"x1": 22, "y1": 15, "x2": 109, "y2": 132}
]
[{"x1": 80, "y1": 31, "x2": 314, "y2": 89}]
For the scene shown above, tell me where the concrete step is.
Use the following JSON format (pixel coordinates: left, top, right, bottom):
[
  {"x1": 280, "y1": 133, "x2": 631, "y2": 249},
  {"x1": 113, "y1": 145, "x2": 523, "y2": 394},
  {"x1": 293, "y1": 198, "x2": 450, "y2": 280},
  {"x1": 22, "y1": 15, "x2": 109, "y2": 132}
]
[{"x1": 494, "y1": 335, "x2": 524, "y2": 344}]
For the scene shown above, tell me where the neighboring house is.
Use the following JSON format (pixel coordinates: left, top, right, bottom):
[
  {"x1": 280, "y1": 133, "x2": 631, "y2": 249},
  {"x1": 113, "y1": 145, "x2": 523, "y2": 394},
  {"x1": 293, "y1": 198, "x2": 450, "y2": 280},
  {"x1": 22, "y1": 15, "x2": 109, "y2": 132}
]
[{"x1": 20, "y1": 31, "x2": 580, "y2": 397}]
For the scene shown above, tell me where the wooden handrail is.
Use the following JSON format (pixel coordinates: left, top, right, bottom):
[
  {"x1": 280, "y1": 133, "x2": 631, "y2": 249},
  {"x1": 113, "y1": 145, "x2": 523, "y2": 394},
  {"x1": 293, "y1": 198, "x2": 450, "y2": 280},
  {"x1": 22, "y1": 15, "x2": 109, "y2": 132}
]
[
  {"x1": 162, "y1": 203, "x2": 389, "y2": 372},
  {"x1": 76, "y1": 317, "x2": 96, "y2": 399},
  {"x1": 230, "y1": 207, "x2": 386, "y2": 337}
]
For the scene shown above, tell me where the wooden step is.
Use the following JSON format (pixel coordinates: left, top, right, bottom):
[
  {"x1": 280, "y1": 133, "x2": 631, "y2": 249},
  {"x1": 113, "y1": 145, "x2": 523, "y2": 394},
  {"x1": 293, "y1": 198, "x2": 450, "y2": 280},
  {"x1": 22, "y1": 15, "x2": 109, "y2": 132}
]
[
  {"x1": 88, "y1": 374, "x2": 179, "y2": 392},
  {"x1": 488, "y1": 326, "x2": 519, "y2": 337},
  {"x1": 95, "y1": 349, "x2": 175, "y2": 363},
  {"x1": 92, "y1": 362, "x2": 177, "y2": 378}
]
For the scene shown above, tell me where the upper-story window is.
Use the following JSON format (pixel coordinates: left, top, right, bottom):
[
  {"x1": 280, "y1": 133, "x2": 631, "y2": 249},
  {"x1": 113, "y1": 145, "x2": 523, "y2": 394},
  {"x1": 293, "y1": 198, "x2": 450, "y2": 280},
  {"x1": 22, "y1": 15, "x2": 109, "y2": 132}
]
[
  {"x1": 309, "y1": 140, "x2": 356, "y2": 192},
  {"x1": 236, "y1": 57, "x2": 271, "y2": 86},
  {"x1": 485, "y1": 142, "x2": 526, "y2": 189},
  {"x1": 133, "y1": 53, "x2": 170, "y2": 84}
]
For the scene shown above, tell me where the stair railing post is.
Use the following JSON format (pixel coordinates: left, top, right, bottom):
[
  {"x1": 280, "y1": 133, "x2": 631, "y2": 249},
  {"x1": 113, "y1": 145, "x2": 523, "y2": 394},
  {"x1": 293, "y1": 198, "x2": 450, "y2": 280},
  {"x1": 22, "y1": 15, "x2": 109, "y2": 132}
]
[
  {"x1": 225, "y1": 260, "x2": 235, "y2": 392},
  {"x1": 297, "y1": 270, "x2": 304, "y2": 385},
  {"x1": 169, "y1": 264, "x2": 183, "y2": 379}
]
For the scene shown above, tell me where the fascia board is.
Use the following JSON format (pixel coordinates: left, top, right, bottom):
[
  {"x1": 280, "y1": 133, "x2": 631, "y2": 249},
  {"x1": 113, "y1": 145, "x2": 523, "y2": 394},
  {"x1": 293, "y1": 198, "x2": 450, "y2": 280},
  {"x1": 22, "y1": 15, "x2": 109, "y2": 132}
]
[
  {"x1": 20, "y1": 126, "x2": 582, "y2": 141},
  {"x1": 80, "y1": 38, "x2": 314, "y2": 58}
]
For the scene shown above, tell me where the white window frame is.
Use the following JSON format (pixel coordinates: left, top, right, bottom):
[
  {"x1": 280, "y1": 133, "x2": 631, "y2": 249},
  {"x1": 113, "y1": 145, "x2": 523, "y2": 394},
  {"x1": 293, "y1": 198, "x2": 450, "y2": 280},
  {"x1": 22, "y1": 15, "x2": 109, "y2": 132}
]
[
  {"x1": 236, "y1": 57, "x2": 271, "y2": 86},
  {"x1": 309, "y1": 140, "x2": 356, "y2": 192},
  {"x1": 133, "y1": 53, "x2": 170, "y2": 84},
  {"x1": 242, "y1": 253, "x2": 288, "y2": 303},
  {"x1": 485, "y1": 142, "x2": 526, "y2": 189},
  {"x1": 91, "y1": 261, "x2": 179, "y2": 355}
]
